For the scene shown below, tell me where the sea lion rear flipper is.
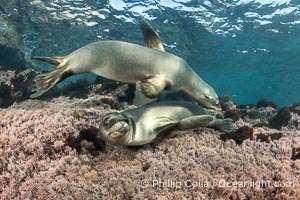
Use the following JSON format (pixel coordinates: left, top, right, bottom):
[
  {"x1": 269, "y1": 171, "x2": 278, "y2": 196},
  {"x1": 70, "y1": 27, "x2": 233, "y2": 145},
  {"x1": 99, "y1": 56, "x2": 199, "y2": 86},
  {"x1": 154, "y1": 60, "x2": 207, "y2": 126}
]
[
  {"x1": 133, "y1": 81, "x2": 157, "y2": 106},
  {"x1": 140, "y1": 76, "x2": 169, "y2": 99},
  {"x1": 140, "y1": 19, "x2": 165, "y2": 52},
  {"x1": 177, "y1": 115, "x2": 235, "y2": 133},
  {"x1": 30, "y1": 57, "x2": 69, "y2": 98},
  {"x1": 31, "y1": 56, "x2": 65, "y2": 68},
  {"x1": 213, "y1": 118, "x2": 236, "y2": 133},
  {"x1": 177, "y1": 115, "x2": 215, "y2": 130}
]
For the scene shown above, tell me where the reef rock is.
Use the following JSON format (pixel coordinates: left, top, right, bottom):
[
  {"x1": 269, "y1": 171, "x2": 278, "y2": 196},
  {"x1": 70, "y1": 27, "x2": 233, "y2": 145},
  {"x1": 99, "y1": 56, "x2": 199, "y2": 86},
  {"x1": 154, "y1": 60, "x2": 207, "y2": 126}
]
[
  {"x1": 1, "y1": 68, "x2": 300, "y2": 199},
  {"x1": 0, "y1": 69, "x2": 37, "y2": 108},
  {"x1": 1, "y1": 102, "x2": 300, "y2": 199}
]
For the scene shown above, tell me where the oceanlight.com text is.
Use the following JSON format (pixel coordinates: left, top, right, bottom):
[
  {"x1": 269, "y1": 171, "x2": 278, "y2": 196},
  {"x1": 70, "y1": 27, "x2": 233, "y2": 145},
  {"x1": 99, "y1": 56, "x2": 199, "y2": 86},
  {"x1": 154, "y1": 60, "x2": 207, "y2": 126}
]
[{"x1": 140, "y1": 178, "x2": 295, "y2": 189}]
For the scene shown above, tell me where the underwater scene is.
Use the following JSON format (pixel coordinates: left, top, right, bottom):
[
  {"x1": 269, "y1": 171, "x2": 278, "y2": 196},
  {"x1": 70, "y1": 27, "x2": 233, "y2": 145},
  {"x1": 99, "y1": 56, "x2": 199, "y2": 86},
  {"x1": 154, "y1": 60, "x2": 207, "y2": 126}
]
[{"x1": 0, "y1": 0, "x2": 300, "y2": 199}]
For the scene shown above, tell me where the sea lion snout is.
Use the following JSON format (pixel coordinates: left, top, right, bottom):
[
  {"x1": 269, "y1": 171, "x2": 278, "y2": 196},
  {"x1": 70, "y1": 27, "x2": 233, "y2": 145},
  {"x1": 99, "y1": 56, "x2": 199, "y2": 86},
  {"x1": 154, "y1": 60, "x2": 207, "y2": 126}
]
[
  {"x1": 196, "y1": 92, "x2": 221, "y2": 111},
  {"x1": 98, "y1": 113, "x2": 131, "y2": 145},
  {"x1": 202, "y1": 87, "x2": 221, "y2": 111}
]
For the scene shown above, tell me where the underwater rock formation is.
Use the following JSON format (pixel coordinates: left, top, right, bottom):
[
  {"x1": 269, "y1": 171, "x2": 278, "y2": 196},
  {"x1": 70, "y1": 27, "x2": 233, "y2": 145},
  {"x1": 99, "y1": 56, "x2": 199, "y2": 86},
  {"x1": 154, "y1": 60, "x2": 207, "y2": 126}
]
[
  {"x1": 9, "y1": 82, "x2": 134, "y2": 111},
  {"x1": 256, "y1": 98, "x2": 277, "y2": 109},
  {"x1": 0, "y1": 69, "x2": 300, "y2": 199},
  {"x1": 269, "y1": 107, "x2": 292, "y2": 130},
  {"x1": 0, "y1": 69, "x2": 37, "y2": 108},
  {"x1": 0, "y1": 68, "x2": 134, "y2": 110},
  {"x1": 1, "y1": 87, "x2": 300, "y2": 199}
]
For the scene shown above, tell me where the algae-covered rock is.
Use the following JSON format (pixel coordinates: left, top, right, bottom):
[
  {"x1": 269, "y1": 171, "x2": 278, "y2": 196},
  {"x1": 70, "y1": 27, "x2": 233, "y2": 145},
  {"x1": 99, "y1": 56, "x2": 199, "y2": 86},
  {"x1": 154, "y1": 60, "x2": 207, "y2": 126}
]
[{"x1": 0, "y1": 69, "x2": 37, "y2": 107}]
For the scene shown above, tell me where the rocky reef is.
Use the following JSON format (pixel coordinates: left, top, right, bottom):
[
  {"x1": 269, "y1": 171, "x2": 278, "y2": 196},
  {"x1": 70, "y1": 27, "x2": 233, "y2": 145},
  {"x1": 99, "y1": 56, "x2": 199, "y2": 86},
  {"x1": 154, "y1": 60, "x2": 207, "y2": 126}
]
[
  {"x1": 0, "y1": 69, "x2": 300, "y2": 199},
  {"x1": 0, "y1": 68, "x2": 37, "y2": 108}
]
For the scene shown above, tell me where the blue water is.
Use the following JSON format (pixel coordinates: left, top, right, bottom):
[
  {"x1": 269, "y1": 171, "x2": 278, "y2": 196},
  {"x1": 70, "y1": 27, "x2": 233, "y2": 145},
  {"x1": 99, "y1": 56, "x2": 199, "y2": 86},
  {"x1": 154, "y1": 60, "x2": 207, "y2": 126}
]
[{"x1": 5, "y1": 0, "x2": 300, "y2": 107}]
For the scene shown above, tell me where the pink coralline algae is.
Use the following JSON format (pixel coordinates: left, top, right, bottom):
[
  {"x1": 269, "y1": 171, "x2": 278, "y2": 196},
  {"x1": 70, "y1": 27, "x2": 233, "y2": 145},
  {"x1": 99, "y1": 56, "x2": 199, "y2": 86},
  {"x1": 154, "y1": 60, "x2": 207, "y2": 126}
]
[{"x1": 1, "y1": 106, "x2": 300, "y2": 199}]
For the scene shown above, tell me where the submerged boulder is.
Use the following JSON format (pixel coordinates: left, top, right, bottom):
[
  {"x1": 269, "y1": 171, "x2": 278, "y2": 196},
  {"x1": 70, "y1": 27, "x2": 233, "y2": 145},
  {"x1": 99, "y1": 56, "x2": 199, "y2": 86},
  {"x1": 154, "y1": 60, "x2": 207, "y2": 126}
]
[{"x1": 0, "y1": 69, "x2": 37, "y2": 107}]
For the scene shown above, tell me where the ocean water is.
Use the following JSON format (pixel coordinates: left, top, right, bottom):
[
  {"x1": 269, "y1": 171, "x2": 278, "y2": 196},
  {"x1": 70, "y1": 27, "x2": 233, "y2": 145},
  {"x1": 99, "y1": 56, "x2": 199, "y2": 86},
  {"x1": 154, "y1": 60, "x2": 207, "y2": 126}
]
[{"x1": 2, "y1": 0, "x2": 300, "y2": 107}]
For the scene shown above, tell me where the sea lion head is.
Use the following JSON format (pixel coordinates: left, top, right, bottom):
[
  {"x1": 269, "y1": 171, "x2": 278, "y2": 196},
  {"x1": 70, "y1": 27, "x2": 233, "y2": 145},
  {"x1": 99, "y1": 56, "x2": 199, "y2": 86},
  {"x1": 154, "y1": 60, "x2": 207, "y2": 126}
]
[
  {"x1": 198, "y1": 84, "x2": 221, "y2": 111},
  {"x1": 98, "y1": 112, "x2": 133, "y2": 145}
]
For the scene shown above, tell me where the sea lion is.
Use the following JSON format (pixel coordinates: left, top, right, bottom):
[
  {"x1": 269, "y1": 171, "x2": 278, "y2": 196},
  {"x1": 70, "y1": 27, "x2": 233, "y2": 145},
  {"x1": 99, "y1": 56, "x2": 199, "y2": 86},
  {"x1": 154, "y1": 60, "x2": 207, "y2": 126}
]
[
  {"x1": 30, "y1": 23, "x2": 220, "y2": 110},
  {"x1": 30, "y1": 40, "x2": 220, "y2": 110},
  {"x1": 139, "y1": 19, "x2": 165, "y2": 52},
  {"x1": 98, "y1": 101, "x2": 235, "y2": 146}
]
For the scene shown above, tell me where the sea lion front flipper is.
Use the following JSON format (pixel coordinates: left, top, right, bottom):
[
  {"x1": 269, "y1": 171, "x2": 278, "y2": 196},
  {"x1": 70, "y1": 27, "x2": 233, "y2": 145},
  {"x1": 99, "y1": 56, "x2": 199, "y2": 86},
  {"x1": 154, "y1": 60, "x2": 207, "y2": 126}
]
[
  {"x1": 140, "y1": 76, "x2": 169, "y2": 99},
  {"x1": 151, "y1": 117, "x2": 179, "y2": 145},
  {"x1": 153, "y1": 117, "x2": 179, "y2": 133},
  {"x1": 177, "y1": 115, "x2": 235, "y2": 133},
  {"x1": 133, "y1": 81, "x2": 158, "y2": 106},
  {"x1": 140, "y1": 19, "x2": 165, "y2": 52}
]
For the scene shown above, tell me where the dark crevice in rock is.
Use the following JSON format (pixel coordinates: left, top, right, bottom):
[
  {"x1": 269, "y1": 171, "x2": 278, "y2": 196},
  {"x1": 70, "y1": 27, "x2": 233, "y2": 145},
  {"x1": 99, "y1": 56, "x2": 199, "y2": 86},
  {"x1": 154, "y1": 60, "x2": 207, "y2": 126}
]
[
  {"x1": 291, "y1": 147, "x2": 300, "y2": 161},
  {"x1": 256, "y1": 132, "x2": 283, "y2": 143},
  {"x1": 65, "y1": 126, "x2": 105, "y2": 155}
]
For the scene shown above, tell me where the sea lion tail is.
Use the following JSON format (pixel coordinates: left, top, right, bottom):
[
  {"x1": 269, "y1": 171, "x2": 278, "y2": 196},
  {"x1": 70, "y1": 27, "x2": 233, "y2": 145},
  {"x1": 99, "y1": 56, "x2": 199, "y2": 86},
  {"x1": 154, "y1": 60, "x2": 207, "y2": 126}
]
[{"x1": 30, "y1": 57, "x2": 69, "y2": 98}]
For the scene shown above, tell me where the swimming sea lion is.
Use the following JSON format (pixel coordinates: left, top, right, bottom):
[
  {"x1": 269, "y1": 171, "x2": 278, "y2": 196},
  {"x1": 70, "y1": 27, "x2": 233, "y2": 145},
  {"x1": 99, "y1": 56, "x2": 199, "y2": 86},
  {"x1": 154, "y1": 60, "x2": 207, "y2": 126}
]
[
  {"x1": 30, "y1": 22, "x2": 220, "y2": 110},
  {"x1": 31, "y1": 40, "x2": 220, "y2": 110},
  {"x1": 98, "y1": 101, "x2": 234, "y2": 146}
]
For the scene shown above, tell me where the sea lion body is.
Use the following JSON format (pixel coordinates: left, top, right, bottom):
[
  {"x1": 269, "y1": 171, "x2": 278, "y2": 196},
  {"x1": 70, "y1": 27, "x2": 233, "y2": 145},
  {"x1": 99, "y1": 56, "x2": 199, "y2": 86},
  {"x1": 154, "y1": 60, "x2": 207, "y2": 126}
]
[
  {"x1": 98, "y1": 101, "x2": 234, "y2": 146},
  {"x1": 67, "y1": 41, "x2": 188, "y2": 84},
  {"x1": 120, "y1": 101, "x2": 206, "y2": 145},
  {"x1": 31, "y1": 40, "x2": 220, "y2": 110}
]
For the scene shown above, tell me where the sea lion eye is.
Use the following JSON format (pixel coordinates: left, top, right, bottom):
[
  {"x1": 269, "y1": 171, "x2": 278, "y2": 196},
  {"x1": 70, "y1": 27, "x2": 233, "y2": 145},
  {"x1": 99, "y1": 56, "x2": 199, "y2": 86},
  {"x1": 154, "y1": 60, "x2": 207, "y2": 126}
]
[
  {"x1": 205, "y1": 95, "x2": 211, "y2": 99},
  {"x1": 104, "y1": 117, "x2": 111, "y2": 126}
]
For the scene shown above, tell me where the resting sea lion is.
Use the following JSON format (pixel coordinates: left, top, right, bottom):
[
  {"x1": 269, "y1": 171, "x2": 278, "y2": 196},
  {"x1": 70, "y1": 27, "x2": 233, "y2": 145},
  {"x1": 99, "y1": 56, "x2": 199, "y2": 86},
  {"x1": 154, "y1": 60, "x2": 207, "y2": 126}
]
[{"x1": 98, "y1": 101, "x2": 234, "y2": 146}]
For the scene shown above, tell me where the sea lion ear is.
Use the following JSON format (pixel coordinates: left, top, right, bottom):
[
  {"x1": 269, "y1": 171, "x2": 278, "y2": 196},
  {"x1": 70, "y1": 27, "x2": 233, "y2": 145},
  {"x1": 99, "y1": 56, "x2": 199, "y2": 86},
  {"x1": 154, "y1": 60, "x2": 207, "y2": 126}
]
[{"x1": 140, "y1": 19, "x2": 165, "y2": 52}]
